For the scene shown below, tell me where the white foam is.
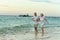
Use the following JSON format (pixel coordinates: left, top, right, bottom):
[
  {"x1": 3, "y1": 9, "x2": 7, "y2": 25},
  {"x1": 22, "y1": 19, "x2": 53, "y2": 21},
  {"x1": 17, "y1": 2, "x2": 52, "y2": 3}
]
[{"x1": 0, "y1": 27, "x2": 60, "y2": 40}]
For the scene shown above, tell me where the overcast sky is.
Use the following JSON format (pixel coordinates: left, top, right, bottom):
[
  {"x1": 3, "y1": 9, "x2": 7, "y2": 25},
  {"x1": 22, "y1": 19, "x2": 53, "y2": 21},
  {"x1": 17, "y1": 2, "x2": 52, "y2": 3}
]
[{"x1": 0, "y1": 0, "x2": 60, "y2": 16}]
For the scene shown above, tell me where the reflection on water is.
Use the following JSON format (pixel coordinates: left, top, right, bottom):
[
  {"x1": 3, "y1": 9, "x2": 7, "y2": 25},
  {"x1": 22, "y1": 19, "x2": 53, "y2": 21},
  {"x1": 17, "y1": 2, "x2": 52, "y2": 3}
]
[
  {"x1": 35, "y1": 32, "x2": 38, "y2": 40},
  {"x1": 34, "y1": 31, "x2": 50, "y2": 40}
]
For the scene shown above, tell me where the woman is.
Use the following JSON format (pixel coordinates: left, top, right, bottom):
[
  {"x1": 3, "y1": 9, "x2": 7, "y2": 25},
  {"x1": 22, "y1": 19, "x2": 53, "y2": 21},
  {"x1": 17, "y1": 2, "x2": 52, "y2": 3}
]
[{"x1": 40, "y1": 13, "x2": 48, "y2": 36}]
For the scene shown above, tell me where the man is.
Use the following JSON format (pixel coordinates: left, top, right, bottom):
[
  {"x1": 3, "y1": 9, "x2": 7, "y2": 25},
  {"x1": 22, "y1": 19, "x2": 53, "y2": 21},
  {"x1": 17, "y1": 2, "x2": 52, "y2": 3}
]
[
  {"x1": 32, "y1": 12, "x2": 40, "y2": 40},
  {"x1": 32, "y1": 12, "x2": 40, "y2": 34}
]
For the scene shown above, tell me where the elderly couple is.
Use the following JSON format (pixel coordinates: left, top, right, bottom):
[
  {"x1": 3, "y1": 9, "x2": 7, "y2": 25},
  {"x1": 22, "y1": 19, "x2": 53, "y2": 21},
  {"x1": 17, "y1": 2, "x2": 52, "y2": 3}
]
[{"x1": 33, "y1": 12, "x2": 48, "y2": 36}]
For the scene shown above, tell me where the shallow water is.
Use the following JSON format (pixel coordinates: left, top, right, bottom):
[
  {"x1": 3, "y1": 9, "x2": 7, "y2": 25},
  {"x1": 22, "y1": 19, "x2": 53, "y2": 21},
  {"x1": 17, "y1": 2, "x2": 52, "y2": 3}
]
[{"x1": 0, "y1": 15, "x2": 60, "y2": 40}]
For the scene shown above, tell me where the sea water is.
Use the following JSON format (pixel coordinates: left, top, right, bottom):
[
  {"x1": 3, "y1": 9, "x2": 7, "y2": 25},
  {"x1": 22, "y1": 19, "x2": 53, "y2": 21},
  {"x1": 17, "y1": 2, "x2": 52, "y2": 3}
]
[{"x1": 0, "y1": 15, "x2": 60, "y2": 40}]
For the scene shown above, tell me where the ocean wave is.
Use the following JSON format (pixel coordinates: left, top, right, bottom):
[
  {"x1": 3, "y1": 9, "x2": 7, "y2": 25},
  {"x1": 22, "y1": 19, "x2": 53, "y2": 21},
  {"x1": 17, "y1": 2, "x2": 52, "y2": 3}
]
[
  {"x1": 0, "y1": 23, "x2": 60, "y2": 35},
  {"x1": 0, "y1": 24, "x2": 33, "y2": 35}
]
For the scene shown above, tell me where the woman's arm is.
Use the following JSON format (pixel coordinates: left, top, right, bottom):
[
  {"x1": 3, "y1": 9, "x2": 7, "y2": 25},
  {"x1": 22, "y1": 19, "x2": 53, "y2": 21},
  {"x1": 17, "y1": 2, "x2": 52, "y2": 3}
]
[{"x1": 44, "y1": 17, "x2": 49, "y2": 24}]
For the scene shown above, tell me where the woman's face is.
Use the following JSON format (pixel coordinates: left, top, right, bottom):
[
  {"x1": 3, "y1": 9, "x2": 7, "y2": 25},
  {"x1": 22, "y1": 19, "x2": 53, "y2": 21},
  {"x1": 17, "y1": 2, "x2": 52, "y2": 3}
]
[{"x1": 40, "y1": 13, "x2": 44, "y2": 17}]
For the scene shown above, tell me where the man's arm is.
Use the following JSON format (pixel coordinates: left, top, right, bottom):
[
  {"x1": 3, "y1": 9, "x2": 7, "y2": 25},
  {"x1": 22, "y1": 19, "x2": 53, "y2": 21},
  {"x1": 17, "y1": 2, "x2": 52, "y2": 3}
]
[{"x1": 37, "y1": 17, "x2": 40, "y2": 21}]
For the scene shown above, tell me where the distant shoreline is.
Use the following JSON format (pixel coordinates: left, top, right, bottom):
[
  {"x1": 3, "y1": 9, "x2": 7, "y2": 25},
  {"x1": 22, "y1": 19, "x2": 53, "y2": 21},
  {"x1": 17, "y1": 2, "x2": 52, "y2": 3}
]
[
  {"x1": 0, "y1": 15, "x2": 60, "y2": 18},
  {"x1": 19, "y1": 14, "x2": 32, "y2": 17}
]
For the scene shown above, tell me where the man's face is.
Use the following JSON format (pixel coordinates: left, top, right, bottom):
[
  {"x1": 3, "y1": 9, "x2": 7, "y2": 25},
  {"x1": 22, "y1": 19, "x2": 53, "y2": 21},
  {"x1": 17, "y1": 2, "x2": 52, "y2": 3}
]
[{"x1": 34, "y1": 13, "x2": 37, "y2": 16}]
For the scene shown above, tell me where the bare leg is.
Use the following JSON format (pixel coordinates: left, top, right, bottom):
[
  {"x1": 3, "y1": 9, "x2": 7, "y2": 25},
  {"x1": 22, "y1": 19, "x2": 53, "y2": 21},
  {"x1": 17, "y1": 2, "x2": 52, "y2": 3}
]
[
  {"x1": 41, "y1": 27, "x2": 44, "y2": 36},
  {"x1": 34, "y1": 24, "x2": 38, "y2": 33},
  {"x1": 34, "y1": 24, "x2": 38, "y2": 40},
  {"x1": 35, "y1": 27, "x2": 38, "y2": 33},
  {"x1": 34, "y1": 27, "x2": 38, "y2": 40}
]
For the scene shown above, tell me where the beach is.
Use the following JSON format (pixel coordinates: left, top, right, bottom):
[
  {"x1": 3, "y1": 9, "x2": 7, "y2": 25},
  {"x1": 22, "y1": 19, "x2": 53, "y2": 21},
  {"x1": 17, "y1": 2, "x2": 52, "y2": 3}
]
[
  {"x1": 0, "y1": 15, "x2": 60, "y2": 40},
  {"x1": 0, "y1": 27, "x2": 60, "y2": 40}
]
